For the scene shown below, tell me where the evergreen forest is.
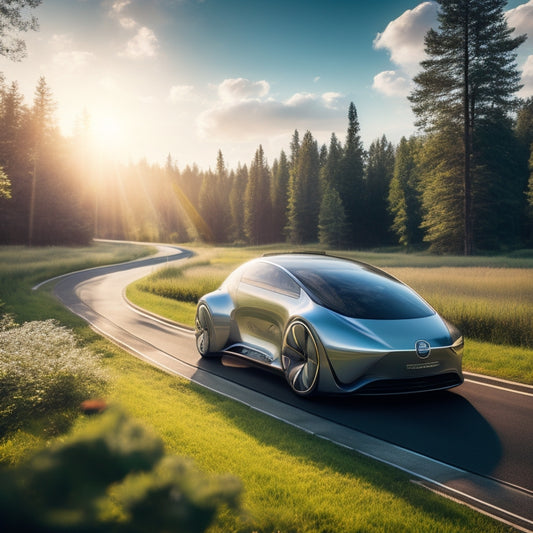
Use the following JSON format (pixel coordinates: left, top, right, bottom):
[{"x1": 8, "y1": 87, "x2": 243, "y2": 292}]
[{"x1": 1, "y1": 1, "x2": 533, "y2": 254}]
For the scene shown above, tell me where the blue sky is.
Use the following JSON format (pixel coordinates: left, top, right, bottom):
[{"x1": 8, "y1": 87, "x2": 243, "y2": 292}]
[{"x1": 1, "y1": 0, "x2": 532, "y2": 169}]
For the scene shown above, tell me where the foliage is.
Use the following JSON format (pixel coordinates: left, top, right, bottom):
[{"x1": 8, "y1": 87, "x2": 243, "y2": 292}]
[
  {"x1": 318, "y1": 185, "x2": 348, "y2": 248},
  {"x1": 363, "y1": 134, "x2": 395, "y2": 246},
  {"x1": 409, "y1": 0, "x2": 527, "y2": 254},
  {"x1": 388, "y1": 136, "x2": 424, "y2": 247},
  {"x1": 0, "y1": 318, "x2": 107, "y2": 435},
  {"x1": 418, "y1": 128, "x2": 465, "y2": 253},
  {"x1": 270, "y1": 150, "x2": 290, "y2": 243},
  {"x1": 1, "y1": 65, "x2": 532, "y2": 252},
  {"x1": 286, "y1": 130, "x2": 321, "y2": 243},
  {"x1": 244, "y1": 145, "x2": 271, "y2": 245},
  {"x1": 0, "y1": 407, "x2": 242, "y2": 532},
  {"x1": 0, "y1": 165, "x2": 10, "y2": 198},
  {"x1": 0, "y1": 77, "x2": 93, "y2": 245},
  {"x1": 340, "y1": 102, "x2": 365, "y2": 246},
  {"x1": 0, "y1": 0, "x2": 41, "y2": 61}
]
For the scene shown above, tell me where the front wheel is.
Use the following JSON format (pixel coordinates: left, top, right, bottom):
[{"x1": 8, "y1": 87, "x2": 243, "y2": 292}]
[
  {"x1": 194, "y1": 304, "x2": 217, "y2": 357},
  {"x1": 281, "y1": 320, "x2": 320, "y2": 396}
]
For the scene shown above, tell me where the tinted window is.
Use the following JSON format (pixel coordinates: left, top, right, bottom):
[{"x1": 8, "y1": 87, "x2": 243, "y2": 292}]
[
  {"x1": 289, "y1": 262, "x2": 434, "y2": 319},
  {"x1": 242, "y1": 262, "x2": 300, "y2": 298}
]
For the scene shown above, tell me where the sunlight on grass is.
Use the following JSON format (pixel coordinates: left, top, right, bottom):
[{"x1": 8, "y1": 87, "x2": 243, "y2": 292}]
[{"x1": 108, "y1": 350, "x2": 508, "y2": 533}]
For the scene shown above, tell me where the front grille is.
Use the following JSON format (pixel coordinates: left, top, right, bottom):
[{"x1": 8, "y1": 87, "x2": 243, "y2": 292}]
[{"x1": 356, "y1": 372, "x2": 463, "y2": 395}]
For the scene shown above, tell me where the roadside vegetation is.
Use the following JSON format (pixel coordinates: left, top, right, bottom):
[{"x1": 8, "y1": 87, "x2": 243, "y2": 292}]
[{"x1": 0, "y1": 242, "x2": 522, "y2": 532}]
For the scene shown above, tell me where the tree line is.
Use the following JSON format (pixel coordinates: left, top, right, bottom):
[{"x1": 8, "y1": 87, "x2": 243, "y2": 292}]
[{"x1": 1, "y1": 0, "x2": 533, "y2": 253}]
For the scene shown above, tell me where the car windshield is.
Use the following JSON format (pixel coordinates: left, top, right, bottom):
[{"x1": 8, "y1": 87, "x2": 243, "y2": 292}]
[{"x1": 288, "y1": 261, "x2": 435, "y2": 320}]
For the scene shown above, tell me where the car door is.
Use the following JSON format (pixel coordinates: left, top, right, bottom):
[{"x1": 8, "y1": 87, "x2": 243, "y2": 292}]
[{"x1": 234, "y1": 262, "x2": 301, "y2": 364}]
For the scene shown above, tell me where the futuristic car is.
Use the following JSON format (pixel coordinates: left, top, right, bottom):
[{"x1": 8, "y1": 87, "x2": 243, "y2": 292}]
[{"x1": 194, "y1": 253, "x2": 464, "y2": 397}]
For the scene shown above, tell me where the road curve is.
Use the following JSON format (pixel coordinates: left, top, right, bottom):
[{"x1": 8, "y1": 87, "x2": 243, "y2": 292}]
[{"x1": 49, "y1": 245, "x2": 533, "y2": 532}]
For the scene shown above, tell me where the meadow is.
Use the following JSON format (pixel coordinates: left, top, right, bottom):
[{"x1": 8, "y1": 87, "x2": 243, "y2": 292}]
[
  {"x1": 0, "y1": 242, "x2": 529, "y2": 532},
  {"x1": 128, "y1": 245, "x2": 533, "y2": 384}
]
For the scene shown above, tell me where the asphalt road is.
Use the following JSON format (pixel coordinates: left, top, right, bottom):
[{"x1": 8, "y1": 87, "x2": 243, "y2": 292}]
[{"x1": 50, "y1": 245, "x2": 533, "y2": 531}]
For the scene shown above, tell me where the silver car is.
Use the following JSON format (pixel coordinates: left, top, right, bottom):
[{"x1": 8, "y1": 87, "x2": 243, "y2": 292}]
[{"x1": 195, "y1": 253, "x2": 464, "y2": 397}]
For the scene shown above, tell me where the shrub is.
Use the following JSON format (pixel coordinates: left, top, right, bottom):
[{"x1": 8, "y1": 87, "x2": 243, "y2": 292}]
[
  {"x1": 0, "y1": 318, "x2": 107, "y2": 435},
  {"x1": 0, "y1": 407, "x2": 242, "y2": 532}
]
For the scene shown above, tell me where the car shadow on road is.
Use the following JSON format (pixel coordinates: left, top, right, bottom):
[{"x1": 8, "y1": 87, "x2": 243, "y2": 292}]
[
  {"x1": 314, "y1": 389, "x2": 502, "y2": 478},
  {"x1": 195, "y1": 355, "x2": 502, "y2": 479}
]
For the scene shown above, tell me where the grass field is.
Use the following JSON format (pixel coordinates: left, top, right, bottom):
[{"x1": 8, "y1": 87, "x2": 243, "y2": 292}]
[
  {"x1": 128, "y1": 245, "x2": 533, "y2": 384},
  {"x1": 0, "y1": 242, "x2": 529, "y2": 531}
]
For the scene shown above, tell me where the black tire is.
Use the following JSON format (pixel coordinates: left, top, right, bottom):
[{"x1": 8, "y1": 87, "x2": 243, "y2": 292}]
[
  {"x1": 281, "y1": 320, "x2": 320, "y2": 396},
  {"x1": 194, "y1": 304, "x2": 217, "y2": 357}
]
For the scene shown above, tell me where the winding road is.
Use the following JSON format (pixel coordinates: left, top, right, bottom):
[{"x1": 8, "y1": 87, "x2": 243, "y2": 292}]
[{"x1": 47, "y1": 244, "x2": 533, "y2": 532}]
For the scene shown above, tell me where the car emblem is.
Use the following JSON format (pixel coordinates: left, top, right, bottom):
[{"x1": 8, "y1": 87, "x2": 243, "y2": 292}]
[{"x1": 415, "y1": 340, "x2": 431, "y2": 359}]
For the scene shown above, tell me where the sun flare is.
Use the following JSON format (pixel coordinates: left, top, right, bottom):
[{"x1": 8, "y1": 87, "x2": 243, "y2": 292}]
[{"x1": 92, "y1": 113, "x2": 122, "y2": 144}]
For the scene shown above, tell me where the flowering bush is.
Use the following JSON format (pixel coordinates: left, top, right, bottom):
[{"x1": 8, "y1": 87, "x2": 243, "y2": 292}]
[{"x1": 0, "y1": 317, "x2": 107, "y2": 434}]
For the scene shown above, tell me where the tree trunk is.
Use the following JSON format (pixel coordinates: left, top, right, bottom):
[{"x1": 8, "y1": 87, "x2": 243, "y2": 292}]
[{"x1": 463, "y1": 3, "x2": 473, "y2": 255}]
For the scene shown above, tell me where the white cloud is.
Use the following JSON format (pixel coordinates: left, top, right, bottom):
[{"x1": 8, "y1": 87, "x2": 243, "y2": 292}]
[
  {"x1": 198, "y1": 79, "x2": 345, "y2": 141},
  {"x1": 372, "y1": 2, "x2": 437, "y2": 98},
  {"x1": 53, "y1": 50, "x2": 95, "y2": 72},
  {"x1": 372, "y1": 71, "x2": 411, "y2": 97},
  {"x1": 322, "y1": 92, "x2": 343, "y2": 108},
  {"x1": 506, "y1": 0, "x2": 533, "y2": 36},
  {"x1": 119, "y1": 17, "x2": 137, "y2": 29},
  {"x1": 218, "y1": 78, "x2": 270, "y2": 102},
  {"x1": 111, "y1": 0, "x2": 132, "y2": 14},
  {"x1": 169, "y1": 85, "x2": 197, "y2": 103},
  {"x1": 374, "y1": 1, "x2": 437, "y2": 75},
  {"x1": 519, "y1": 55, "x2": 533, "y2": 97},
  {"x1": 121, "y1": 26, "x2": 158, "y2": 58}
]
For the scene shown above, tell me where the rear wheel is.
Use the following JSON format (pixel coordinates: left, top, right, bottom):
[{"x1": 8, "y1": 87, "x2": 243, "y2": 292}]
[
  {"x1": 281, "y1": 320, "x2": 320, "y2": 396},
  {"x1": 195, "y1": 304, "x2": 217, "y2": 357}
]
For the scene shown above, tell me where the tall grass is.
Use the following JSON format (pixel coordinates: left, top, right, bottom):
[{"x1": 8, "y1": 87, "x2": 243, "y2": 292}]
[
  {"x1": 0, "y1": 242, "x2": 153, "y2": 323},
  {"x1": 133, "y1": 248, "x2": 533, "y2": 349},
  {"x1": 387, "y1": 267, "x2": 533, "y2": 347}
]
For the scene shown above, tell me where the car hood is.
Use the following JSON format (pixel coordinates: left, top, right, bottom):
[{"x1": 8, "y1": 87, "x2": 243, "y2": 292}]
[{"x1": 328, "y1": 312, "x2": 454, "y2": 352}]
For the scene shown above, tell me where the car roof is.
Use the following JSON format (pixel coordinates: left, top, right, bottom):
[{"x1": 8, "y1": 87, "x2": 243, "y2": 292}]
[{"x1": 260, "y1": 252, "x2": 387, "y2": 277}]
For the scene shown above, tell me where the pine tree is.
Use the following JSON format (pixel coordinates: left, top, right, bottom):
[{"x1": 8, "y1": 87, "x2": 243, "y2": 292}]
[
  {"x1": 229, "y1": 164, "x2": 248, "y2": 243},
  {"x1": 28, "y1": 76, "x2": 57, "y2": 245},
  {"x1": 364, "y1": 135, "x2": 395, "y2": 246},
  {"x1": 320, "y1": 133, "x2": 343, "y2": 194},
  {"x1": 244, "y1": 145, "x2": 271, "y2": 244},
  {"x1": 409, "y1": 0, "x2": 526, "y2": 254},
  {"x1": 270, "y1": 150, "x2": 289, "y2": 243},
  {"x1": 286, "y1": 131, "x2": 320, "y2": 243},
  {"x1": 419, "y1": 129, "x2": 465, "y2": 253},
  {"x1": 388, "y1": 136, "x2": 424, "y2": 248},
  {"x1": 340, "y1": 102, "x2": 365, "y2": 246},
  {"x1": 319, "y1": 185, "x2": 347, "y2": 248},
  {"x1": 289, "y1": 129, "x2": 300, "y2": 170}
]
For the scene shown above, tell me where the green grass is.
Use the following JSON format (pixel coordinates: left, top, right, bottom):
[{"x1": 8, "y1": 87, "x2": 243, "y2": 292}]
[
  {"x1": 0, "y1": 243, "x2": 526, "y2": 531},
  {"x1": 129, "y1": 245, "x2": 533, "y2": 384},
  {"x1": 0, "y1": 241, "x2": 154, "y2": 323}
]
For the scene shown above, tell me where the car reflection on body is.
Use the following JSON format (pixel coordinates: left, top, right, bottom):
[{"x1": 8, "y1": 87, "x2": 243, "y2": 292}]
[{"x1": 194, "y1": 253, "x2": 464, "y2": 397}]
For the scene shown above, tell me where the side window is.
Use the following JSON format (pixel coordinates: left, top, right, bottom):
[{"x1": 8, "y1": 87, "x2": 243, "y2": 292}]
[{"x1": 242, "y1": 263, "x2": 300, "y2": 298}]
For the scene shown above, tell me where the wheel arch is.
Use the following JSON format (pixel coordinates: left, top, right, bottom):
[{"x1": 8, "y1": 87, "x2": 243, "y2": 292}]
[{"x1": 196, "y1": 291, "x2": 233, "y2": 352}]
